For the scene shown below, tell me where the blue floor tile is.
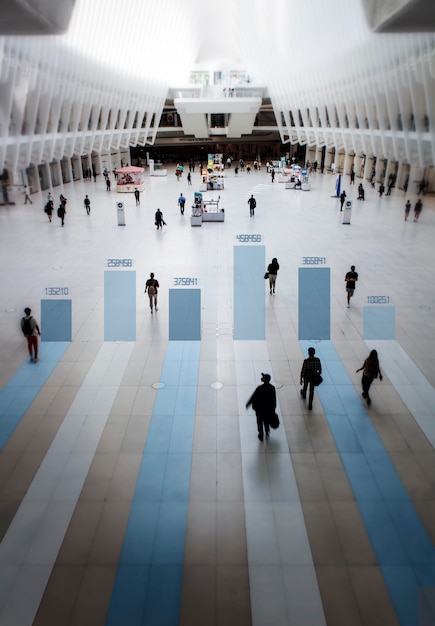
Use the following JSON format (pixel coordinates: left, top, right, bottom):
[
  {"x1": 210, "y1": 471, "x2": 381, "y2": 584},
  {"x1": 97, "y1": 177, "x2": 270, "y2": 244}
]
[
  {"x1": 0, "y1": 343, "x2": 69, "y2": 450},
  {"x1": 105, "y1": 565, "x2": 150, "y2": 626},
  {"x1": 106, "y1": 341, "x2": 199, "y2": 625},
  {"x1": 359, "y1": 500, "x2": 410, "y2": 565},
  {"x1": 327, "y1": 414, "x2": 363, "y2": 452},
  {"x1": 341, "y1": 452, "x2": 383, "y2": 500}
]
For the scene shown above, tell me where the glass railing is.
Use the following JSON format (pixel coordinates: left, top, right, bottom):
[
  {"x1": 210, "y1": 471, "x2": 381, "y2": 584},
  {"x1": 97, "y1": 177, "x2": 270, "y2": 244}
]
[{"x1": 174, "y1": 88, "x2": 262, "y2": 100}]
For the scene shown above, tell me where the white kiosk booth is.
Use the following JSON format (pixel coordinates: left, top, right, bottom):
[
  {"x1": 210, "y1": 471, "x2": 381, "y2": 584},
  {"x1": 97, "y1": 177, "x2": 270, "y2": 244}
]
[{"x1": 190, "y1": 192, "x2": 225, "y2": 226}]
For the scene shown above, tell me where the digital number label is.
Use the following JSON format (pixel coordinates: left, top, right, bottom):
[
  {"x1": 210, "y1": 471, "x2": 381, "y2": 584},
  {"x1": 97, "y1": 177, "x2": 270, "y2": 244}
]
[
  {"x1": 173, "y1": 277, "x2": 198, "y2": 286},
  {"x1": 236, "y1": 234, "x2": 262, "y2": 242},
  {"x1": 301, "y1": 256, "x2": 327, "y2": 265},
  {"x1": 107, "y1": 258, "x2": 134, "y2": 267},
  {"x1": 367, "y1": 296, "x2": 390, "y2": 304},
  {"x1": 45, "y1": 287, "x2": 69, "y2": 296}
]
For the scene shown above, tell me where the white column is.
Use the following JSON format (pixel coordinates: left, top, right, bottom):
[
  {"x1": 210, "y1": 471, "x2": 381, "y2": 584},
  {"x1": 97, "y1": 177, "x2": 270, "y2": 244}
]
[{"x1": 343, "y1": 151, "x2": 351, "y2": 177}]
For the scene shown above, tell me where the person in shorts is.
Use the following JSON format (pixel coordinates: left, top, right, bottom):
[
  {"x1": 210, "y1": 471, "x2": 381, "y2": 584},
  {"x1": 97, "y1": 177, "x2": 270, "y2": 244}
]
[
  {"x1": 345, "y1": 265, "x2": 358, "y2": 307},
  {"x1": 145, "y1": 273, "x2": 159, "y2": 313}
]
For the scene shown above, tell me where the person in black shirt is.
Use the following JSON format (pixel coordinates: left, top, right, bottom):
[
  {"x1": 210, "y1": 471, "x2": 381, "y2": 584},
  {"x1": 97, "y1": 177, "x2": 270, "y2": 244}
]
[
  {"x1": 267, "y1": 257, "x2": 280, "y2": 294},
  {"x1": 246, "y1": 373, "x2": 276, "y2": 441},
  {"x1": 345, "y1": 265, "x2": 358, "y2": 307},
  {"x1": 145, "y1": 273, "x2": 159, "y2": 313},
  {"x1": 155, "y1": 208, "x2": 166, "y2": 229},
  {"x1": 340, "y1": 190, "x2": 346, "y2": 211},
  {"x1": 300, "y1": 347, "x2": 322, "y2": 410},
  {"x1": 414, "y1": 199, "x2": 423, "y2": 221}
]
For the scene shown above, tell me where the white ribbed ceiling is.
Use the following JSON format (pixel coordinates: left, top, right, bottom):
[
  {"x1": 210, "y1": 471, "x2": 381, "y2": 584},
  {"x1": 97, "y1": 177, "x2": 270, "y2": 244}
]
[
  {"x1": 2, "y1": 0, "x2": 435, "y2": 171},
  {"x1": 54, "y1": 0, "x2": 373, "y2": 84}
]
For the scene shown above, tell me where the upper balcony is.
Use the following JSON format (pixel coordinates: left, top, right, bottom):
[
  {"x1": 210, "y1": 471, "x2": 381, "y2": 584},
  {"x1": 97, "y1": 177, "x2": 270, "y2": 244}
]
[{"x1": 168, "y1": 85, "x2": 266, "y2": 139}]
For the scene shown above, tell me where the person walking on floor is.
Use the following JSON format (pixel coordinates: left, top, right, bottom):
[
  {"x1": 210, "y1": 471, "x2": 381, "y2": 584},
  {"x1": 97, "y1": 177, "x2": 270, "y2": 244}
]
[
  {"x1": 246, "y1": 373, "x2": 277, "y2": 441},
  {"x1": 145, "y1": 272, "x2": 159, "y2": 313},
  {"x1": 57, "y1": 203, "x2": 66, "y2": 226},
  {"x1": 178, "y1": 193, "x2": 186, "y2": 215},
  {"x1": 345, "y1": 265, "x2": 358, "y2": 307},
  {"x1": 404, "y1": 199, "x2": 411, "y2": 221},
  {"x1": 44, "y1": 198, "x2": 54, "y2": 222},
  {"x1": 187, "y1": 172, "x2": 192, "y2": 185},
  {"x1": 23, "y1": 185, "x2": 32, "y2": 204},
  {"x1": 356, "y1": 349, "x2": 383, "y2": 406},
  {"x1": 300, "y1": 347, "x2": 322, "y2": 411},
  {"x1": 106, "y1": 177, "x2": 111, "y2": 191},
  {"x1": 386, "y1": 174, "x2": 394, "y2": 195},
  {"x1": 21, "y1": 307, "x2": 41, "y2": 362},
  {"x1": 84, "y1": 195, "x2": 91, "y2": 215},
  {"x1": 134, "y1": 188, "x2": 140, "y2": 205},
  {"x1": 248, "y1": 194, "x2": 256, "y2": 216},
  {"x1": 155, "y1": 208, "x2": 166, "y2": 229},
  {"x1": 57, "y1": 194, "x2": 67, "y2": 226},
  {"x1": 340, "y1": 190, "x2": 346, "y2": 211},
  {"x1": 271, "y1": 169, "x2": 275, "y2": 182},
  {"x1": 267, "y1": 257, "x2": 279, "y2": 294},
  {"x1": 414, "y1": 199, "x2": 423, "y2": 221}
]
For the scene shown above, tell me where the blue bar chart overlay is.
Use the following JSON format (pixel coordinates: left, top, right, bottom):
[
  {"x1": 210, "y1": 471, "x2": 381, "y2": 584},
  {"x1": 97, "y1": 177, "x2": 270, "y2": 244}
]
[
  {"x1": 234, "y1": 245, "x2": 265, "y2": 340},
  {"x1": 298, "y1": 267, "x2": 330, "y2": 340},
  {"x1": 169, "y1": 289, "x2": 201, "y2": 340},
  {"x1": 363, "y1": 306, "x2": 395, "y2": 339},
  {"x1": 104, "y1": 271, "x2": 136, "y2": 341},
  {"x1": 41, "y1": 299, "x2": 72, "y2": 341}
]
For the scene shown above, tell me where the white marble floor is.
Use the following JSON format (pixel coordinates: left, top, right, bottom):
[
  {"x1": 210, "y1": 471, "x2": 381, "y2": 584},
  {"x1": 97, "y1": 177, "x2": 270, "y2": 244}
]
[{"x1": 0, "y1": 165, "x2": 435, "y2": 626}]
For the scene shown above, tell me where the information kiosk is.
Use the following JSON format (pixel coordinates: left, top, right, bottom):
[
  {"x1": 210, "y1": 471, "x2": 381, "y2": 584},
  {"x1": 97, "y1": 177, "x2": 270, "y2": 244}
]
[{"x1": 190, "y1": 192, "x2": 225, "y2": 226}]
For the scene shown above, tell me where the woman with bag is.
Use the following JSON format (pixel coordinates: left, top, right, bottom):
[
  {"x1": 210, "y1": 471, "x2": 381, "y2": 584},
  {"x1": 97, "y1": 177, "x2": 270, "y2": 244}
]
[
  {"x1": 300, "y1": 347, "x2": 322, "y2": 410},
  {"x1": 356, "y1": 349, "x2": 383, "y2": 406},
  {"x1": 267, "y1": 257, "x2": 279, "y2": 294}
]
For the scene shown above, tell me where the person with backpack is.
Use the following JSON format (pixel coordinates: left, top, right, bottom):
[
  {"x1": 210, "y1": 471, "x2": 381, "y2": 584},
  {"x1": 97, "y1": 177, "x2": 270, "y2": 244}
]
[
  {"x1": 248, "y1": 194, "x2": 256, "y2": 216},
  {"x1": 356, "y1": 349, "x2": 383, "y2": 406},
  {"x1": 44, "y1": 198, "x2": 54, "y2": 222},
  {"x1": 145, "y1": 272, "x2": 160, "y2": 313},
  {"x1": 21, "y1": 307, "x2": 41, "y2": 362},
  {"x1": 84, "y1": 195, "x2": 91, "y2": 215}
]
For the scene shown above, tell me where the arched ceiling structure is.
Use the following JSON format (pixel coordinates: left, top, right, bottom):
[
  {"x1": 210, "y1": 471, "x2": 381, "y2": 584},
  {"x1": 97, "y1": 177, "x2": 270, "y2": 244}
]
[{"x1": 0, "y1": 0, "x2": 434, "y2": 171}]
